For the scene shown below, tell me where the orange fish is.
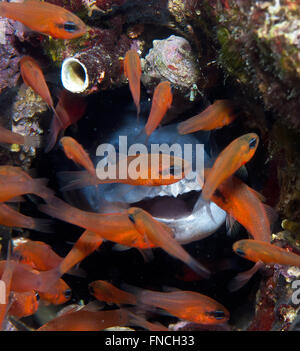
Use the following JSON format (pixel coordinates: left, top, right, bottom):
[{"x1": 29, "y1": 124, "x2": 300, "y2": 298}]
[
  {"x1": 60, "y1": 153, "x2": 190, "y2": 191},
  {"x1": 0, "y1": 125, "x2": 40, "y2": 148},
  {"x1": 233, "y1": 239, "x2": 300, "y2": 266},
  {"x1": 89, "y1": 280, "x2": 137, "y2": 305},
  {"x1": 177, "y1": 100, "x2": 237, "y2": 134},
  {"x1": 20, "y1": 56, "x2": 57, "y2": 117},
  {"x1": 144, "y1": 81, "x2": 172, "y2": 137},
  {"x1": 37, "y1": 308, "x2": 166, "y2": 331},
  {"x1": 39, "y1": 196, "x2": 156, "y2": 250},
  {"x1": 60, "y1": 136, "x2": 96, "y2": 176},
  {"x1": 0, "y1": 0, "x2": 87, "y2": 39},
  {"x1": 207, "y1": 172, "x2": 272, "y2": 242},
  {"x1": 0, "y1": 176, "x2": 53, "y2": 202},
  {"x1": 9, "y1": 290, "x2": 39, "y2": 318},
  {"x1": 13, "y1": 240, "x2": 63, "y2": 271},
  {"x1": 46, "y1": 90, "x2": 87, "y2": 152},
  {"x1": 124, "y1": 49, "x2": 141, "y2": 118},
  {"x1": 127, "y1": 207, "x2": 211, "y2": 278},
  {"x1": 124, "y1": 285, "x2": 230, "y2": 325},
  {"x1": 202, "y1": 133, "x2": 259, "y2": 201},
  {"x1": 0, "y1": 203, "x2": 53, "y2": 233}
]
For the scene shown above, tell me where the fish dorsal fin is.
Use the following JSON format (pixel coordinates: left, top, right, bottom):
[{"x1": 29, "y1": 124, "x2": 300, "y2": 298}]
[{"x1": 226, "y1": 215, "x2": 242, "y2": 239}]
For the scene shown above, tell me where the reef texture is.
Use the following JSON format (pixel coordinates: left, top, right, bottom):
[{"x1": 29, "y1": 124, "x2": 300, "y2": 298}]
[
  {"x1": 0, "y1": 18, "x2": 22, "y2": 93},
  {"x1": 246, "y1": 231, "x2": 300, "y2": 331},
  {"x1": 142, "y1": 35, "x2": 200, "y2": 95},
  {"x1": 204, "y1": 0, "x2": 300, "y2": 129},
  {"x1": 10, "y1": 84, "x2": 47, "y2": 168}
]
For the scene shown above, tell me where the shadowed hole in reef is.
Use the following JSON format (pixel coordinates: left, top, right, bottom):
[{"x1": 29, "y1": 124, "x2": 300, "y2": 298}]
[{"x1": 17, "y1": 87, "x2": 261, "y2": 330}]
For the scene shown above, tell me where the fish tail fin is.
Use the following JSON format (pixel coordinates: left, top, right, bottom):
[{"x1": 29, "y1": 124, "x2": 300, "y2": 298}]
[
  {"x1": 32, "y1": 218, "x2": 55, "y2": 233},
  {"x1": 37, "y1": 267, "x2": 62, "y2": 293},
  {"x1": 58, "y1": 171, "x2": 97, "y2": 192},
  {"x1": 137, "y1": 248, "x2": 154, "y2": 263},
  {"x1": 45, "y1": 113, "x2": 63, "y2": 153},
  {"x1": 227, "y1": 261, "x2": 263, "y2": 292},
  {"x1": 177, "y1": 117, "x2": 199, "y2": 135},
  {"x1": 23, "y1": 134, "x2": 42, "y2": 148},
  {"x1": 31, "y1": 178, "x2": 55, "y2": 200},
  {"x1": 185, "y1": 255, "x2": 211, "y2": 279}
]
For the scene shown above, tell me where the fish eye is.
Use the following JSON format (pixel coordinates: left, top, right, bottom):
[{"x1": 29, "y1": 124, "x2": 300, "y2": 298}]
[
  {"x1": 35, "y1": 292, "x2": 40, "y2": 301},
  {"x1": 63, "y1": 21, "x2": 79, "y2": 33},
  {"x1": 235, "y1": 248, "x2": 245, "y2": 256},
  {"x1": 128, "y1": 214, "x2": 136, "y2": 224},
  {"x1": 248, "y1": 137, "x2": 257, "y2": 149},
  {"x1": 88, "y1": 285, "x2": 95, "y2": 294},
  {"x1": 211, "y1": 310, "x2": 226, "y2": 320},
  {"x1": 64, "y1": 289, "x2": 72, "y2": 299}
]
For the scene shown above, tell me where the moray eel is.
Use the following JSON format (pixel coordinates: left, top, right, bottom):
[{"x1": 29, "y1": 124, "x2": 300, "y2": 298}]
[{"x1": 59, "y1": 97, "x2": 226, "y2": 244}]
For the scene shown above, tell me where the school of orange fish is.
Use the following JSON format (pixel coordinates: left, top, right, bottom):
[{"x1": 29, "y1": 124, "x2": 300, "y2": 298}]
[{"x1": 0, "y1": 0, "x2": 299, "y2": 331}]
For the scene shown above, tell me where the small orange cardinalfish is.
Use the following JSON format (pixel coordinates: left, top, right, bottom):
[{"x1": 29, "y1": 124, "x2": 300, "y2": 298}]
[
  {"x1": 20, "y1": 56, "x2": 58, "y2": 118},
  {"x1": 89, "y1": 280, "x2": 137, "y2": 305},
  {"x1": 233, "y1": 239, "x2": 300, "y2": 266},
  {"x1": 60, "y1": 136, "x2": 96, "y2": 176},
  {"x1": 144, "y1": 81, "x2": 172, "y2": 137},
  {"x1": 0, "y1": 0, "x2": 87, "y2": 39},
  {"x1": 177, "y1": 100, "x2": 237, "y2": 134},
  {"x1": 60, "y1": 153, "x2": 190, "y2": 191},
  {"x1": 202, "y1": 133, "x2": 259, "y2": 201},
  {"x1": 39, "y1": 196, "x2": 157, "y2": 249},
  {"x1": 37, "y1": 308, "x2": 166, "y2": 331},
  {"x1": 0, "y1": 203, "x2": 53, "y2": 233},
  {"x1": 205, "y1": 171, "x2": 273, "y2": 243},
  {"x1": 127, "y1": 207, "x2": 211, "y2": 278},
  {"x1": 13, "y1": 239, "x2": 63, "y2": 271},
  {"x1": 123, "y1": 285, "x2": 230, "y2": 325},
  {"x1": 0, "y1": 125, "x2": 40, "y2": 148},
  {"x1": 124, "y1": 49, "x2": 142, "y2": 118},
  {"x1": 9, "y1": 291, "x2": 40, "y2": 318},
  {"x1": 46, "y1": 89, "x2": 87, "y2": 152}
]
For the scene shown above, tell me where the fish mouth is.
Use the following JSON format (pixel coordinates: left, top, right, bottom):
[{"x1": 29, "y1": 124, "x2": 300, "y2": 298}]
[
  {"x1": 63, "y1": 170, "x2": 226, "y2": 245},
  {"x1": 120, "y1": 173, "x2": 226, "y2": 244}
]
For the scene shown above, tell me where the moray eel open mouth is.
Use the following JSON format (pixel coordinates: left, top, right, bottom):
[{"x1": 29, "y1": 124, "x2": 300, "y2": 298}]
[{"x1": 56, "y1": 90, "x2": 226, "y2": 245}]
